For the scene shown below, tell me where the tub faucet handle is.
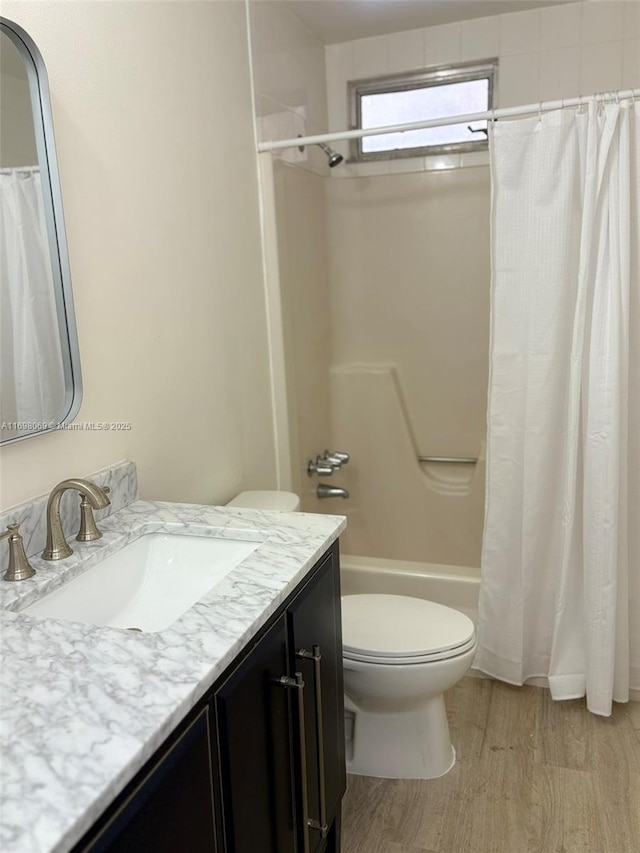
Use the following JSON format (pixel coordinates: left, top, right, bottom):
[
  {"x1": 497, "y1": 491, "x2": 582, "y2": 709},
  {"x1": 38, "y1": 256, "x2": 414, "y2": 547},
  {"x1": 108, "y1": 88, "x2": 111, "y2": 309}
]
[
  {"x1": 308, "y1": 457, "x2": 333, "y2": 477},
  {"x1": 327, "y1": 450, "x2": 350, "y2": 465},
  {"x1": 321, "y1": 452, "x2": 343, "y2": 469}
]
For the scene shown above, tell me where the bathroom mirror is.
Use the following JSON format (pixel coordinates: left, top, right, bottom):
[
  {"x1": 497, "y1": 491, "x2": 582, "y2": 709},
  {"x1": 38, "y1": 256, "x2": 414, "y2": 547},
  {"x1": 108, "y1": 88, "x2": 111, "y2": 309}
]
[{"x1": 0, "y1": 18, "x2": 82, "y2": 444}]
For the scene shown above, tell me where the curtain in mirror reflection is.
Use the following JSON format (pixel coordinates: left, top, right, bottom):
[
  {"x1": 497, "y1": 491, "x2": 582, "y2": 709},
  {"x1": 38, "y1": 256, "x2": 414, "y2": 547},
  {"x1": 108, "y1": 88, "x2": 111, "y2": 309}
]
[{"x1": 0, "y1": 167, "x2": 65, "y2": 433}]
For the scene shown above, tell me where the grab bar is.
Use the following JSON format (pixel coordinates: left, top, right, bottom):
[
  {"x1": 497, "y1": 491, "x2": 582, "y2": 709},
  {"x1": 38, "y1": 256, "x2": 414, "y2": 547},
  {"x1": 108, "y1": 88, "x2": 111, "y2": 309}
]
[{"x1": 418, "y1": 456, "x2": 478, "y2": 464}]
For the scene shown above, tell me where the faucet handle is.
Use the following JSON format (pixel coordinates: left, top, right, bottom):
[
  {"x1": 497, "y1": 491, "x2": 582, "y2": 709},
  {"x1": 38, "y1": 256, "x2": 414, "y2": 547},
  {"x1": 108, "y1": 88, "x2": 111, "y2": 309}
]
[
  {"x1": 328, "y1": 450, "x2": 350, "y2": 465},
  {"x1": 308, "y1": 457, "x2": 333, "y2": 477},
  {"x1": 321, "y1": 452, "x2": 343, "y2": 469},
  {"x1": 1, "y1": 523, "x2": 36, "y2": 582},
  {"x1": 77, "y1": 486, "x2": 110, "y2": 542}
]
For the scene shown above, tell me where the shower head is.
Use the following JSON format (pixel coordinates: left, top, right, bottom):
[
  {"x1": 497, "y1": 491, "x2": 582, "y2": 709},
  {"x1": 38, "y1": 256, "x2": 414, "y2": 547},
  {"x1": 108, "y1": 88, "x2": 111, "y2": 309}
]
[
  {"x1": 297, "y1": 136, "x2": 344, "y2": 168},
  {"x1": 317, "y1": 142, "x2": 344, "y2": 168}
]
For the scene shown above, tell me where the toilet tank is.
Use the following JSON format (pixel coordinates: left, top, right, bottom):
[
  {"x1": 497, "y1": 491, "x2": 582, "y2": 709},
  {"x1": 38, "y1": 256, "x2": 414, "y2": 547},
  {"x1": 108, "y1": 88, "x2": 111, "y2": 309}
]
[{"x1": 226, "y1": 491, "x2": 300, "y2": 512}]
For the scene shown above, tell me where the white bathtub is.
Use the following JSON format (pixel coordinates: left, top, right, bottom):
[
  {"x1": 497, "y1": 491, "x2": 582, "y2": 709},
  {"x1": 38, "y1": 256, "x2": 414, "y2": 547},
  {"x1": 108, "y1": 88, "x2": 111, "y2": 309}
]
[{"x1": 340, "y1": 554, "x2": 480, "y2": 625}]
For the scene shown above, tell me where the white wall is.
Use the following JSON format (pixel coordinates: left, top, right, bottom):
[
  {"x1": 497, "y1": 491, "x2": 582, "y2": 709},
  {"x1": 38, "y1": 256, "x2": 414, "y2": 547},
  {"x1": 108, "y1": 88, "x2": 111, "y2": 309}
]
[
  {"x1": 0, "y1": 1, "x2": 276, "y2": 510},
  {"x1": 248, "y1": 0, "x2": 329, "y2": 174},
  {"x1": 326, "y1": 0, "x2": 640, "y2": 176},
  {"x1": 248, "y1": 0, "x2": 334, "y2": 505},
  {"x1": 327, "y1": 169, "x2": 491, "y2": 458},
  {"x1": 324, "y1": 166, "x2": 490, "y2": 566},
  {"x1": 273, "y1": 162, "x2": 333, "y2": 507}
]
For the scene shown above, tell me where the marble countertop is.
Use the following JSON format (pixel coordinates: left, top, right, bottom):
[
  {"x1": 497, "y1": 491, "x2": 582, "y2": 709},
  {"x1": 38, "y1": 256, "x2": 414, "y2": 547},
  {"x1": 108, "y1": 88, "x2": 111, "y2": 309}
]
[{"x1": 0, "y1": 500, "x2": 346, "y2": 853}]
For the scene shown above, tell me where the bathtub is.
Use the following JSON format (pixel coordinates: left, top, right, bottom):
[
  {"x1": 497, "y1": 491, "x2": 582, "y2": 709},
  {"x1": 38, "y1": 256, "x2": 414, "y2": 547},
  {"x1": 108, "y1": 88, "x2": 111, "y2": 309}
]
[
  {"x1": 340, "y1": 556, "x2": 639, "y2": 701},
  {"x1": 340, "y1": 554, "x2": 480, "y2": 625}
]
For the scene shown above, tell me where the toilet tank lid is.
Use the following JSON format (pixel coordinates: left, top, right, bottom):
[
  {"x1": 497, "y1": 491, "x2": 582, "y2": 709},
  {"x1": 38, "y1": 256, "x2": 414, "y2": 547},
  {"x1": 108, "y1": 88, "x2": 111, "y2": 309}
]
[
  {"x1": 342, "y1": 593, "x2": 475, "y2": 658},
  {"x1": 226, "y1": 491, "x2": 300, "y2": 512}
]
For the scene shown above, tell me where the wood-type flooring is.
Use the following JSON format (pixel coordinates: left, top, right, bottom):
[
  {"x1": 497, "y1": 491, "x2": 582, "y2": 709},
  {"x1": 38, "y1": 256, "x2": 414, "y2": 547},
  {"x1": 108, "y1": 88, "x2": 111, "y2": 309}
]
[{"x1": 341, "y1": 678, "x2": 640, "y2": 853}]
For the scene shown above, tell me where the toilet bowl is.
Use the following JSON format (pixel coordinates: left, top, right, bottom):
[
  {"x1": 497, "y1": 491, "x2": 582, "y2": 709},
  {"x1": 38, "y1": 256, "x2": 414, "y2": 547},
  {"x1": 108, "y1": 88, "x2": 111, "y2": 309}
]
[{"x1": 342, "y1": 593, "x2": 477, "y2": 780}]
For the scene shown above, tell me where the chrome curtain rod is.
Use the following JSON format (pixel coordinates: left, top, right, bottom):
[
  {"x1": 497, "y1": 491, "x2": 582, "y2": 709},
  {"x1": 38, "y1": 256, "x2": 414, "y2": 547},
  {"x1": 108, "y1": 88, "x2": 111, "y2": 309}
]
[{"x1": 257, "y1": 87, "x2": 640, "y2": 154}]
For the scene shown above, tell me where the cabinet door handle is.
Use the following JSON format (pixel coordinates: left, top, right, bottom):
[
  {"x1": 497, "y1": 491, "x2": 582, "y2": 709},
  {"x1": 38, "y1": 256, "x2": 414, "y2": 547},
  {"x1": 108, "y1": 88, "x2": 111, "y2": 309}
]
[
  {"x1": 296, "y1": 646, "x2": 328, "y2": 838},
  {"x1": 276, "y1": 673, "x2": 311, "y2": 853}
]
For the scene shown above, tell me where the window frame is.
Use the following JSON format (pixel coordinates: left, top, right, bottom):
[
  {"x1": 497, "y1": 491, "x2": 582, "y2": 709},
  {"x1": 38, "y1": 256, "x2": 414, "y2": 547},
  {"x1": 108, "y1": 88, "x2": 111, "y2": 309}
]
[{"x1": 348, "y1": 59, "x2": 498, "y2": 162}]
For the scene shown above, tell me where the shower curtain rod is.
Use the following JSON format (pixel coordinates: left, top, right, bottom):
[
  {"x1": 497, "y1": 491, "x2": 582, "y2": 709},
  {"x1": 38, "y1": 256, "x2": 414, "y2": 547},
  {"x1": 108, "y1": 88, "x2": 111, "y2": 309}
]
[
  {"x1": 257, "y1": 87, "x2": 640, "y2": 154},
  {"x1": 0, "y1": 165, "x2": 39, "y2": 174}
]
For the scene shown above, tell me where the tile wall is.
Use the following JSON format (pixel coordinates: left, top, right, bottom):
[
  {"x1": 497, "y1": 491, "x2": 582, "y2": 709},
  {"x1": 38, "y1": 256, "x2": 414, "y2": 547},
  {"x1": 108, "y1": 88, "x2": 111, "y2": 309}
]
[{"x1": 325, "y1": 0, "x2": 640, "y2": 176}]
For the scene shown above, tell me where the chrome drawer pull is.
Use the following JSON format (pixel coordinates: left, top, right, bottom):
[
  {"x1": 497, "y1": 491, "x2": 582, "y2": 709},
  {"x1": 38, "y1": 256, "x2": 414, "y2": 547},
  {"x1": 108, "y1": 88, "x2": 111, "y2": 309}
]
[
  {"x1": 276, "y1": 673, "x2": 310, "y2": 853},
  {"x1": 296, "y1": 646, "x2": 328, "y2": 838}
]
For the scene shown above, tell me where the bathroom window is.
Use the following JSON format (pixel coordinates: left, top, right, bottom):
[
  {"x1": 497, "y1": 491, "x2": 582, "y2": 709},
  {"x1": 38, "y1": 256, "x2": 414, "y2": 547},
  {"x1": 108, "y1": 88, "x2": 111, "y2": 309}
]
[{"x1": 349, "y1": 61, "x2": 497, "y2": 161}]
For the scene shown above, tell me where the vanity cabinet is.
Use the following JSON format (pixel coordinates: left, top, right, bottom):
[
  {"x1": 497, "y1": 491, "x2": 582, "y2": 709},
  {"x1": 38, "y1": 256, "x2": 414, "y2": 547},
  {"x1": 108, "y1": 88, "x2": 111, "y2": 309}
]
[
  {"x1": 216, "y1": 544, "x2": 345, "y2": 853},
  {"x1": 73, "y1": 707, "x2": 218, "y2": 852},
  {"x1": 71, "y1": 542, "x2": 345, "y2": 853},
  {"x1": 215, "y1": 614, "x2": 296, "y2": 852},
  {"x1": 287, "y1": 550, "x2": 345, "y2": 853}
]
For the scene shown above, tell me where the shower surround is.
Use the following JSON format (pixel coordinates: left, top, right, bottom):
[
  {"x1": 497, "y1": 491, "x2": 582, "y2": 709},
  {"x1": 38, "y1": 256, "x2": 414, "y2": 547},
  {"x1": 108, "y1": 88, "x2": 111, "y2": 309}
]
[{"x1": 273, "y1": 159, "x2": 489, "y2": 576}]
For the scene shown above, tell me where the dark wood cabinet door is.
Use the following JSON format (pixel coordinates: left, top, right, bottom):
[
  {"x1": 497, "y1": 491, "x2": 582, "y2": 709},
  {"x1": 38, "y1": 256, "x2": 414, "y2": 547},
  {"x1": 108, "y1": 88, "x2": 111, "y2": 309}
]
[
  {"x1": 287, "y1": 546, "x2": 346, "y2": 853},
  {"x1": 74, "y1": 707, "x2": 217, "y2": 853},
  {"x1": 214, "y1": 614, "x2": 297, "y2": 853}
]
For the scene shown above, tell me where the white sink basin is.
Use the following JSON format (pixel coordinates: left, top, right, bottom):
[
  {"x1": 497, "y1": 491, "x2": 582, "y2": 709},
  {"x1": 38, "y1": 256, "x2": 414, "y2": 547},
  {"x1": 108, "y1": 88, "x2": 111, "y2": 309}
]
[{"x1": 22, "y1": 532, "x2": 262, "y2": 633}]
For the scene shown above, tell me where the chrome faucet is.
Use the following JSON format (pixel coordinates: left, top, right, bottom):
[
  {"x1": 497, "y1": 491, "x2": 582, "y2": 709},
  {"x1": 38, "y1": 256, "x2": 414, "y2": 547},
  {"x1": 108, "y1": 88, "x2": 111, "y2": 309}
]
[
  {"x1": 308, "y1": 450, "x2": 351, "y2": 477},
  {"x1": 42, "y1": 479, "x2": 111, "y2": 561},
  {"x1": 316, "y1": 484, "x2": 349, "y2": 500}
]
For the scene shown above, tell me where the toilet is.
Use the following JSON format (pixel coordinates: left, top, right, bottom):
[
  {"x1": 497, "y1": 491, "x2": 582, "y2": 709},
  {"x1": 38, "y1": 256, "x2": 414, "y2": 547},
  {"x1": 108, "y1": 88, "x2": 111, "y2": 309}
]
[
  {"x1": 342, "y1": 593, "x2": 476, "y2": 780},
  {"x1": 226, "y1": 490, "x2": 476, "y2": 781}
]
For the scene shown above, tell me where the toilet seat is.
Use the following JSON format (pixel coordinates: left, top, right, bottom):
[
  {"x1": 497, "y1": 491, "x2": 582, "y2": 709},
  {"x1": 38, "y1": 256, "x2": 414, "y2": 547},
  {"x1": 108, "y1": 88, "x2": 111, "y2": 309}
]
[
  {"x1": 342, "y1": 594, "x2": 476, "y2": 665},
  {"x1": 343, "y1": 635, "x2": 477, "y2": 665}
]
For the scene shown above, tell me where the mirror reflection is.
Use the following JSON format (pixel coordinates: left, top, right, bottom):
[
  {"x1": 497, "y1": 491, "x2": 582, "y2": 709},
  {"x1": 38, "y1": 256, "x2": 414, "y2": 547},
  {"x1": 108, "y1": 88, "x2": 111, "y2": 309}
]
[{"x1": 0, "y1": 21, "x2": 81, "y2": 444}]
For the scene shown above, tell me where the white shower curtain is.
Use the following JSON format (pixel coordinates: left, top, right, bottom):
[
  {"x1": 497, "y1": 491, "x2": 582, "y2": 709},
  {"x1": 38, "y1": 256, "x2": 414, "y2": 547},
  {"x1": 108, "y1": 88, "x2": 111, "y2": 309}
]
[
  {"x1": 476, "y1": 99, "x2": 639, "y2": 716},
  {"x1": 0, "y1": 168, "x2": 65, "y2": 424}
]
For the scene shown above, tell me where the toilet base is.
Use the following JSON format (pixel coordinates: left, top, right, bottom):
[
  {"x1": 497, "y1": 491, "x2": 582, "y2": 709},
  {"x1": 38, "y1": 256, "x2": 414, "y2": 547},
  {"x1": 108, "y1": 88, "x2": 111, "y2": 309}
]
[{"x1": 346, "y1": 693, "x2": 456, "y2": 779}]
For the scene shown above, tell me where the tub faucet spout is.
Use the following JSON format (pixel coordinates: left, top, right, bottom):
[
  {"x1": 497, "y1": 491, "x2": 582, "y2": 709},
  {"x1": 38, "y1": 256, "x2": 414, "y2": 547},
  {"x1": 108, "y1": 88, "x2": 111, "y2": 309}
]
[{"x1": 316, "y1": 484, "x2": 349, "y2": 500}]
